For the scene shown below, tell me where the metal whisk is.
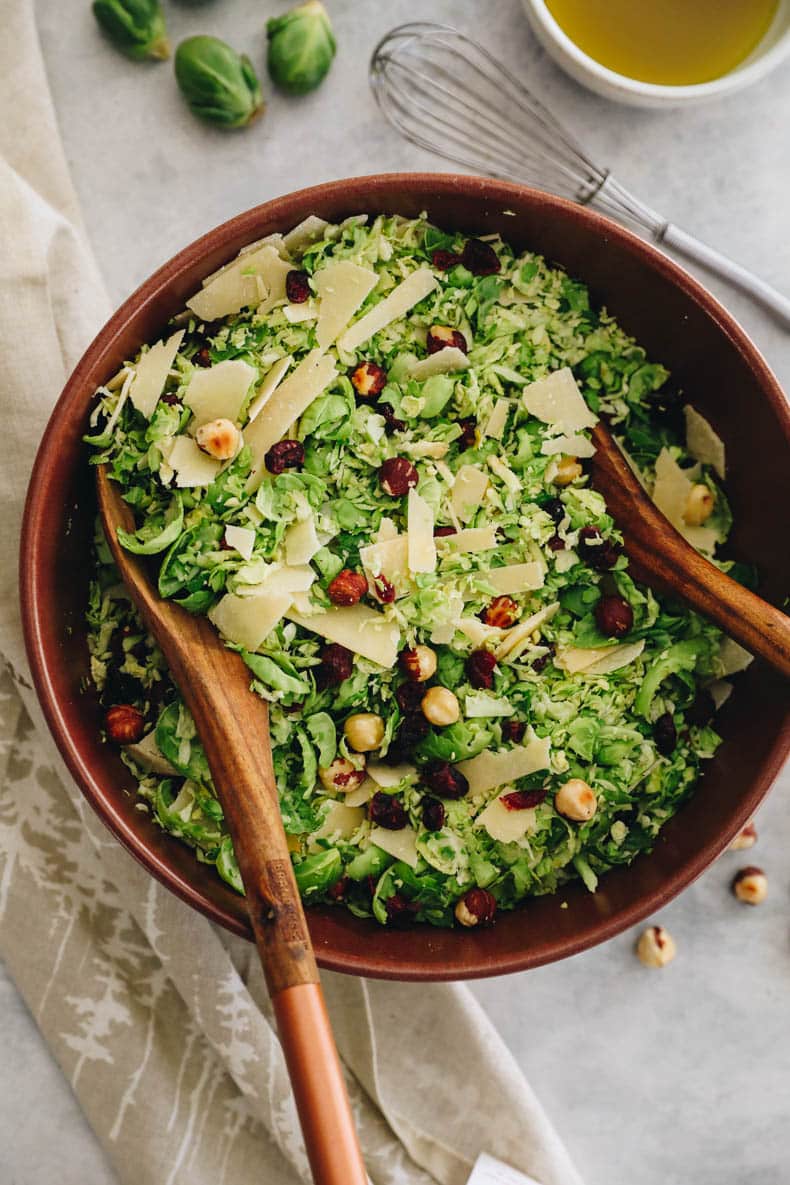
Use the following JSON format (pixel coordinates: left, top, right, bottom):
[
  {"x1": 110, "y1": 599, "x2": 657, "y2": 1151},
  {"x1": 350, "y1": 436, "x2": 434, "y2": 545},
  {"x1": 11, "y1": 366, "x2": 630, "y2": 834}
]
[{"x1": 370, "y1": 22, "x2": 790, "y2": 330}]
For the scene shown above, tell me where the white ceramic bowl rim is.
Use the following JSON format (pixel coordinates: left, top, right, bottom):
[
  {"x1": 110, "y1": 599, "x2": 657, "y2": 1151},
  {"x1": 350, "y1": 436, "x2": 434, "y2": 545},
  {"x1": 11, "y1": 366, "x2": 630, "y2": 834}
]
[{"x1": 525, "y1": 0, "x2": 790, "y2": 99}]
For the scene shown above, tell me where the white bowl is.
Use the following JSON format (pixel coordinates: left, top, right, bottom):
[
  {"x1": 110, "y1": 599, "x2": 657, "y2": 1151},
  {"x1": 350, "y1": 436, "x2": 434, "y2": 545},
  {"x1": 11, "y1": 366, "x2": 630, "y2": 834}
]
[{"x1": 522, "y1": 0, "x2": 790, "y2": 108}]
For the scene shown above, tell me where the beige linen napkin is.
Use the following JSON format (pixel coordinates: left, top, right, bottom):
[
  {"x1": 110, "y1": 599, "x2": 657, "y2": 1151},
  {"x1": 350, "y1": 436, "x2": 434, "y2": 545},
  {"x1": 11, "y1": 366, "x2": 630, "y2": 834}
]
[{"x1": 0, "y1": 5, "x2": 583, "y2": 1184}]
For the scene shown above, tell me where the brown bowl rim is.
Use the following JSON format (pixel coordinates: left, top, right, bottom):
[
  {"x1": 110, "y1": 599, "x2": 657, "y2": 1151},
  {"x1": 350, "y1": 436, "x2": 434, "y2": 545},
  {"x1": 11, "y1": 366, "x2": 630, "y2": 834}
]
[{"x1": 19, "y1": 173, "x2": 790, "y2": 980}]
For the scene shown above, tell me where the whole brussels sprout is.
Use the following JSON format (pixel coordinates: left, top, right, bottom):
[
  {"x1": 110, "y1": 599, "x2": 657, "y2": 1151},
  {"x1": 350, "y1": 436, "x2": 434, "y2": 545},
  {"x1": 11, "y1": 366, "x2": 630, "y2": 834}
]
[
  {"x1": 266, "y1": 1, "x2": 336, "y2": 95},
  {"x1": 92, "y1": 0, "x2": 170, "y2": 61},
  {"x1": 175, "y1": 36, "x2": 264, "y2": 129}
]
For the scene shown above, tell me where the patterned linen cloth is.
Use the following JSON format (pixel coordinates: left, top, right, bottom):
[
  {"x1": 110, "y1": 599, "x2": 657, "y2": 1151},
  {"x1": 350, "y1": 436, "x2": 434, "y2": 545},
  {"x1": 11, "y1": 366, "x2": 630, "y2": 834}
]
[{"x1": 0, "y1": 5, "x2": 584, "y2": 1184}]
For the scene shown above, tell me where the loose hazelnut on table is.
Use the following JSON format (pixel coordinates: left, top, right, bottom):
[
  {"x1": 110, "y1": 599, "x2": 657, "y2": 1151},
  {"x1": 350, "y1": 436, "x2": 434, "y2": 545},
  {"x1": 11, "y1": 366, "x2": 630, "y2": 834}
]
[
  {"x1": 636, "y1": 925, "x2": 677, "y2": 968},
  {"x1": 318, "y1": 757, "x2": 366, "y2": 795},
  {"x1": 555, "y1": 778, "x2": 597, "y2": 822},
  {"x1": 344, "y1": 712, "x2": 385, "y2": 753},
  {"x1": 729, "y1": 821, "x2": 757, "y2": 851},
  {"x1": 553, "y1": 455, "x2": 583, "y2": 486},
  {"x1": 682, "y1": 483, "x2": 715, "y2": 526},
  {"x1": 195, "y1": 417, "x2": 240, "y2": 461},
  {"x1": 732, "y1": 866, "x2": 767, "y2": 905},
  {"x1": 327, "y1": 568, "x2": 368, "y2": 606},
  {"x1": 455, "y1": 887, "x2": 497, "y2": 927},
  {"x1": 399, "y1": 644, "x2": 437, "y2": 683},
  {"x1": 421, "y1": 686, "x2": 460, "y2": 727},
  {"x1": 105, "y1": 704, "x2": 145, "y2": 745}
]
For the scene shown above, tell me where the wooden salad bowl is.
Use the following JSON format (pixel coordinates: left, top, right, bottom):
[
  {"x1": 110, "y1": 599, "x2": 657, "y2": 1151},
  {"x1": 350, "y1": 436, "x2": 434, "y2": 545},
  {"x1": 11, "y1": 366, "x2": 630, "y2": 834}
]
[{"x1": 19, "y1": 175, "x2": 790, "y2": 980}]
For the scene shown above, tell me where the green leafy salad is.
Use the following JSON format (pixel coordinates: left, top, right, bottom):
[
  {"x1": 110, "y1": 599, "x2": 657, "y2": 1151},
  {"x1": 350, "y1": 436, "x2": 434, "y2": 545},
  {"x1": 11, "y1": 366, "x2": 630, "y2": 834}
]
[{"x1": 85, "y1": 212, "x2": 752, "y2": 928}]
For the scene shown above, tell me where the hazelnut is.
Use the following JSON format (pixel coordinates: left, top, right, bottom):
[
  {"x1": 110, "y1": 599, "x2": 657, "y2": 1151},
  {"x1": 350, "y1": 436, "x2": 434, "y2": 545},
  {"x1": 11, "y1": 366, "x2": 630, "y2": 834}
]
[
  {"x1": 481, "y1": 595, "x2": 519, "y2": 629},
  {"x1": 344, "y1": 713, "x2": 385, "y2": 753},
  {"x1": 455, "y1": 888, "x2": 497, "y2": 927},
  {"x1": 555, "y1": 778, "x2": 597, "y2": 822},
  {"x1": 426, "y1": 325, "x2": 468, "y2": 355},
  {"x1": 399, "y1": 644, "x2": 437, "y2": 683},
  {"x1": 318, "y1": 757, "x2": 366, "y2": 795},
  {"x1": 636, "y1": 925, "x2": 676, "y2": 968},
  {"x1": 683, "y1": 483, "x2": 714, "y2": 526},
  {"x1": 421, "y1": 686, "x2": 460, "y2": 727},
  {"x1": 105, "y1": 704, "x2": 145, "y2": 745},
  {"x1": 351, "y1": 360, "x2": 387, "y2": 398},
  {"x1": 195, "y1": 417, "x2": 240, "y2": 461},
  {"x1": 553, "y1": 456, "x2": 583, "y2": 486},
  {"x1": 729, "y1": 821, "x2": 757, "y2": 851},
  {"x1": 265, "y1": 439, "x2": 304, "y2": 474},
  {"x1": 732, "y1": 866, "x2": 767, "y2": 905},
  {"x1": 379, "y1": 457, "x2": 419, "y2": 496},
  {"x1": 327, "y1": 569, "x2": 368, "y2": 606}
]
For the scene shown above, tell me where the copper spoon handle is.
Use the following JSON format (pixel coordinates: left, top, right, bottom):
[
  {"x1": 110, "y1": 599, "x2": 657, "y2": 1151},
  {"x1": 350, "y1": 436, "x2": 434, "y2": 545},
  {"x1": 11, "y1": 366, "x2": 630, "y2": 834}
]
[{"x1": 96, "y1": 466, "x2": 367, "y2": 1185}]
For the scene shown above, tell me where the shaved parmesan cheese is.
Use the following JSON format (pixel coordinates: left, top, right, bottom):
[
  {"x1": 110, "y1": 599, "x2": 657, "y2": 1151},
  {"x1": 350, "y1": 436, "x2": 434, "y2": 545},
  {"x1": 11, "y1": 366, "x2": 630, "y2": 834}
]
[
  {"x1": 404, "y1": 440, "x2": 449, "y2": 459},
  {"x1": 311, "y1": 802, "x2": 365, "y2": 844},
  {"x1": 476, "y1": 796, "x2": 536, "y2": 844},
  {"x1": 366, "y1": 761, "x2": 416, "y2": 788},
  {"x1": 245, "y1": 351, "x2": 338, "y2": 491},
  {"x1": 487, "y1": 455, "x2": 521, "y2": 494},
  {"x1": 465, "y1": 692, "x2": 514, "y2": 718},
  {"x1": 486, "y1": 562, "x2": 545, "y2": 595},
  {"x1": 494, "y1": 603, "x2": 560, "y2": 662},
  {"x1": 209, "y1": 589, "x2": 292, "y2": 651},
  {"x1": 187, "y1": 244, "x2": 288, "y2": 322},
  {"x1": 483, "y1": 400, "x2": 509, "y2": 440},
  {"x1": 283, "y1": 300, "x2": 318, "y2": 324},
  {"x1": 247, "y1": 356, "x2": 292, "y2": 424},
  {"x1": 436, "y1": 525, "x2": 498, "y2": 555},
  {"x1": 376, "y1": 517, "x2": 398, "y2": 544},
  {"x1": 458, "y1": 618, "x2": 502, "y2": 647},
  {"x1": 259, "y1": 564, "x2": 315, "y2": 597},
  {"x1": 287, "y1": 603, "x2": 400, "y2": 668},
  {"x1": 185, "y1": 359, "x2": 257, "y2": 428},
  {"x1": 284, "y1": 515, "x2": 321, "y2": 566},
  {"x1": 554, "y1": 548, "x2": 579, "y2": 574},
  {"x1": 283, "y1": 215, "x2": 330, "y2": 255},
  {"x1": 458, "y1": 735, "x2": 551, "y2": 795},
  {"x1": 360, "y1": 535, "x2": 409, "y2": 596},
  {"x1": 684, "y1": 405, "x2": 726, "y2": 479},
  {"x1": 224, "y1": 525, "x2": 256, "y2": 560},
  {"x1": 451, "y1": 465, "x2": 489, "y2": 523},
  {"x1": 166, "y1": 436, "x2": 221, "y2": 488},
  {"x1": 124, "y1": 731, "x2": 179, "y2": 777},
  {"x1": 522, "y1": 367, "x2": 596, "y2": 431},
  {"x1": 556, "y1": 639, "x2": 645, "y2": 676},
  {"x1": 406, "y1": 347, "x2": 469, "y2": 381},
  {"x1": 652, "y1": 448, "x2": 718, "y2": 553},
  {"x1": 368, "y1": 825, "x2": 419, "y2": 868},
  {"x1": 314, "y1": 260, "x2": 379, "y2": 349},
  {"x1": 128, "y1": 330, "x2": 184, "y2": 419},
  {"x1": 717, "y1": 636, "x2": 753, "y2": 676},
  {"x1": 407, "y1": 488, "x2": 436, "y2": 573},
  {"x1": 708, "y1": 678, "x2": 733, "y2": 710},
  {"x1": 256, "y1": 247, "x2": 294, "y2": 315},
  {"x1": 337, "y1": 268, "x2": 438, "y2": 353},
  {"x1": 541, "y1": 432, "x2": 596, "y2": 459},
  {"x1": 344, "y1": 777, "x2": 376, "y2": 807}
]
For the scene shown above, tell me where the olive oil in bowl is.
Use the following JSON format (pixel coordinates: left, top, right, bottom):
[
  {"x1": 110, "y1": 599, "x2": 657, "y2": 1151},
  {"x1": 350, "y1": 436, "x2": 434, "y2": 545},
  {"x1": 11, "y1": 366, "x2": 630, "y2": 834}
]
[{"x1": 544, "y1": 0, "x2": 779, "y2": 86}]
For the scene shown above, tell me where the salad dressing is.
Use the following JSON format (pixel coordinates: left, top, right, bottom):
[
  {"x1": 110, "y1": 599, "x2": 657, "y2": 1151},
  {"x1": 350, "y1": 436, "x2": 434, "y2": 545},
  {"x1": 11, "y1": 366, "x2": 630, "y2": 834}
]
[{"x1": 544, "y1": 0, "x2": 778, "y2": 86}]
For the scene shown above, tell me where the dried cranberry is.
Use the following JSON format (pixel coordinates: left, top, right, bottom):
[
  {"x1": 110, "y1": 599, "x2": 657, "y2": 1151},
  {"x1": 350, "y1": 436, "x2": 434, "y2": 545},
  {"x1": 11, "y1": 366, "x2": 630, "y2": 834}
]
[
  {"x1": 502, "y1": 719, "x2": 526, "y2": 743},
  {"x1": 457, "y1": 416, "x2": 478, "y2": 450},
  {"x1": 160, "y1": 392, "x2": 182, "y2": 406},
  {"x1": 327, "y1": 875, "x2": 350, "y2": 902},
  {"x1": 372, "y1": 575, "x2": 396, "y2": 604},
  {"x1": 426, "y1": 325, "x2": 468, "y2": 355},
  {"x1": 379, "y1": 457, "x2": 418, "y2": 496},
  {"x1": 461, "y1": 238, "x2": 501, "y2": 276},
  {"x1": 104, "y1": 704, "x2": 145, "y2": 745},
  {"x1": 434, "y1": 525, "x2": 457, "y2": 538},
  {"x1": 500, "y1": 787, "x2": 548, "y2": 810},
  {"x1": 422, "y1": 797, "x2": 446, "y2": 831},
  {"x1": 385, "y1": 893, "x2": 419, "y2": 925},
  {"x1": 594, "y1": 594, "x2": 634, "y2": 638},
  {"x1": 316, "y1": 643, "x2": 354, "y2": 687},
  {"x1": 351, "y1": 360, "x2": 387, "y2": 398},
  {"x1": 327, "y1": 569, "x2": 368, "y2": 606},
  {"x1": 368, "y1": 791, "x2": 409, "y2": 830},
  {"x1": 194, "y1": 346, "x2": 212, "y2": 367},
  {"x1": 265, "y1": 439, "x2": 305, "y2": 475},
  {"x1": 653, "y1": 712, "x2": 677, "y2": 756},
  {"x1": 578, "y1": 526, "x2": 620, "y2": 571},
  {"x1": 481, "y1": 595, "x2": 519, "y2": 629},
  {"x1": 432, "y1": 248, "x2": 462, "y2": 271},
  {"x1": 467, "y1": 649, "x2": 497, "y2": 689},
  {"x1": 422, "y1": 760, "x2": 469, "y2": 800},
  {"x1": 686, "y1": 690, "x2": 715, "y2": 728},
  {"x1": 396, "y1": 682, "x2": 424, "y2": 714},
  {"x1": 389, "y1": 712, "x2": 430, "y2": 759},
  {"x1": 285, "y1": 269, "x2": 311, "y2": 303},
  {"x1": 542, "y1": 496, "x2": 565, "y2": 524},
  {"x1": 531, "y1": 653, "x2": 550, "y2": 674},
  {"x1": 547, "y1": 534, "x2": 565, "y2": 552},
  {"x1": 380, "y1": 404, "x2": 406, "y2": 434}
]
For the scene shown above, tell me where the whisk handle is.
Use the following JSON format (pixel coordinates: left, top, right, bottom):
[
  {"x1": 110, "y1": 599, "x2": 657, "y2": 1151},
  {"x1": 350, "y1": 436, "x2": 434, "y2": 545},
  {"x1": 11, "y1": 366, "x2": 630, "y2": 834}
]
[{"x1": 659, "y1": 222, "x2": 790, "y2": 331}]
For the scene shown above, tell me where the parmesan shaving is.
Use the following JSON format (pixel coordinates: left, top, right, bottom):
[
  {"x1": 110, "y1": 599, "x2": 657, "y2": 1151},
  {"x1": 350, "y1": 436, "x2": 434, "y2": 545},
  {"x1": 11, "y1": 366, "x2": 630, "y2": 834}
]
[
  {"x1": 684, "y1": 405, "x2": 726, "y2": 479},
  {"x1": 436, "y1": 526, "x2": 498, "y2": 555},
  {"x1": 476, "y1": 796, "x2": 537, "y2": 844},
  {"x1": 165, "y1": 436, "x2": 221, "y2": 488},
  {"x1": 208, "y1": 589, "x2": 292, "y2": 652},
  {"x1": 522, "y1": 367, "x2": 596, "y2": 431},
  {"x1": 457, "y1": 735, "x2": 551, "y2": 795},
  {"x1": 284, "y1": 515, "x2": 321, "y2": 565},
  {"x1": 483, "y1": 400, "x2": 509, "y2": 440},
  {"x1": 485, "y1": 562, "x2": 545, "y2": 595},
  {"x1": 556, "y1": 639, "x2": 645, "y2": 676},
  {"x1": 651, "y1": 448, "x2": 718, "y2": 553},
  {"x1": 368, "y1": 826, "x2": 419, "y2": 868},
  {"x1": 286, "y1": 603, "x2": 400, "y2": 668},
  {"x1": 337, "y1": 268, "x2": 438, "y2": 353},
  {"x1": 128, "y1": 330, "x2": 185, "y2": 419},
  {"x1": 246, "y1": 356, "x2": 292, "y2": 424},
  {"x1": 406, "y1": 347, "x2": 470, "y2": 381},
  {"x1": 224, "y1": 525, "x2": 256, "y2": 561},
  {"x1": 283, "y1": 215, "x2": 330, "y2": 255},
  {"x1": 407, "y1": 488, "x2": 436, "y2": 574},
  {"x1": 494, "y1": 603, "x2": 560, "y2": 662},
  {"x1": 314, "y1": 260, "x2": 379, "y2": 349},
  {"x1": 541, "y1": 432, "x2": 596, "y2": 459},
  {"x1": 366, "y1": 761, "x2": 416, "y2": 788},
  {"x1": 451, "y1": 465, "x2": 489, "y2": 523},
  {"x1": 184, "y1": 359, "x2": 257, "y2": 428}
]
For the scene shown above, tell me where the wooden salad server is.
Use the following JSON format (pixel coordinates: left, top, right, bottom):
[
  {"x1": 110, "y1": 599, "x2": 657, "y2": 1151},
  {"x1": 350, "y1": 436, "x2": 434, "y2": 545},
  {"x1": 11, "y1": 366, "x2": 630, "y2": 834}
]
[
  {"x1": 96, "y1": 466, "x2": 368, "y2": 1185},
  {"x1": 590, "y1": 422, "x2": 790, "y2": 679}
]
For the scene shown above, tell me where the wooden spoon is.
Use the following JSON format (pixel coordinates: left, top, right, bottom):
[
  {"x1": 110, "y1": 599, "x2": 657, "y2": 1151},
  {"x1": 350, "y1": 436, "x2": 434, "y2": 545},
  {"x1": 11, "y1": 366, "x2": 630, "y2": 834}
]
[
  {"x1": 590, "y1": 423, "x2": 790, "y2": 678},
  {"x1": 96, "y1": 466, "x2": 368, "y2": 1185}
]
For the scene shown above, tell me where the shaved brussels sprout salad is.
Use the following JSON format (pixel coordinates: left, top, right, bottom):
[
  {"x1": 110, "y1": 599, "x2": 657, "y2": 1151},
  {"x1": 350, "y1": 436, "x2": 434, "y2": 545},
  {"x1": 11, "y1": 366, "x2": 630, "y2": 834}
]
[{"x1": 85, "y1": 212, "x2": 750, "y2": 928}]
